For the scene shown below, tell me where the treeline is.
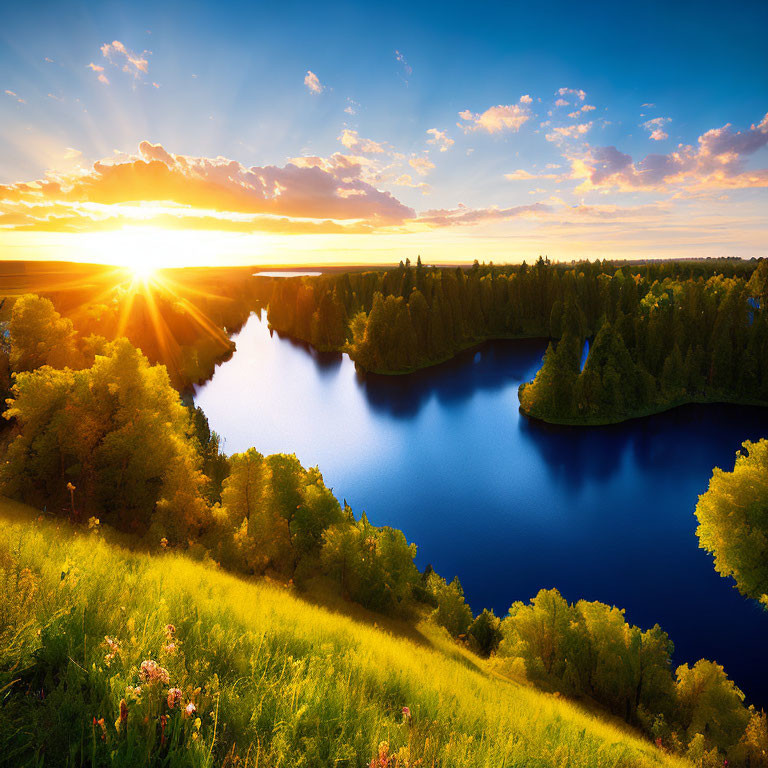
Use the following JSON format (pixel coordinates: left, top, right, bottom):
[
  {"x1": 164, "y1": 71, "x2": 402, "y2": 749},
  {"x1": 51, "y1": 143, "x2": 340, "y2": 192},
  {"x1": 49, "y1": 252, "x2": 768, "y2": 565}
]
[
  {"x1": 264, "y1": 257, "x2": 768, "y2": 423},
  {"x1": 3, "y1": 294, "x2": 768, "y2": 763},
  {"x1": 496, "y1": 588, "x2": 767, "y2": 765}
]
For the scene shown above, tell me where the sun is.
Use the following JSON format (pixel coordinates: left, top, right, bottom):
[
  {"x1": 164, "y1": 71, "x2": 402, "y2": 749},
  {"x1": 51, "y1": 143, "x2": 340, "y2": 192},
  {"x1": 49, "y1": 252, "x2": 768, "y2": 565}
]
[{"x1": 130, "y1": 259, "x2": 157, "y2": 280}]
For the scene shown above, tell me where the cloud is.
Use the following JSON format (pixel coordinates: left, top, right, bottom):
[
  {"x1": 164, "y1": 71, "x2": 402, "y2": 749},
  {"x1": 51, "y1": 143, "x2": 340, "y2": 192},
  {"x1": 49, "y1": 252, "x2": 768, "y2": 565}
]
[
  {"x1": 0, "y1": 142, "x2": 417, "y2": 234},
  {"x1": 505, "y1": 169, "x2": 560, "y2": 181},
  {"x1": 458, "y1": 96, "x2": 532, "y2": 133},
  {"x1": 393, "y1": 174, "x2": 430, "y2": 194},
  {"x1": 344, "y1": 98, "x2": 359, "y2": 115},
  {"x1": 571, "y1": 112, "x2": 768, "y2": 192},
  {"x1": 4, "y1": 89, "x2": 25, "y2": 104},
  {"x1": 557, "y1": 87, "x2": 587, "y2": 101},
  {"x1": 643, "y1": 116, "x2": 671, "y2": 141},
  {"x1": 87, "y1": 61, "x2": 109, "y2": 83},
  {"x1": 395, "y1": 50, "x2": 412, "y2": 80},
  {"x1": 304, "y1": 70, "x2": 324, "y2": 94},
  {"x1": 63, "y1": 148, "x2": 82, "y2": 159},
  {"x1": 555, "y1": 99, "x2": 569, "y2": 108},
  {"x1": 100, "y1": 40, "x2": 149, "y2": 78},
  {"x1": 417, "y1": 202, "x2": 552, "y2": 227},
  {"x1": 568, "y1": 104, "x2": 596, "y2": 118},
  {"x1": 546, "y1": 122, "x2": 592, "y2": 142},
  {"x1": 337, "y1": 129, "x2": 386, "y2": 154},
  {"x1": 409, "y1": 156, "x2": 435, "y2": 176},
  {"x1": 426, "y1": 128, "x2": 454, "y2": 152}
]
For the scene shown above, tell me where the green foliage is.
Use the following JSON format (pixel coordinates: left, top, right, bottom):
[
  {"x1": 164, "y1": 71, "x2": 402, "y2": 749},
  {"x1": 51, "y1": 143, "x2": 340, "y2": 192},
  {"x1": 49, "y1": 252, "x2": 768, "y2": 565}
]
[
  {"x1": 426, "y1": 573, "x2": 473, "y2": 637},
  {"x1": 321, "y1": 512, "x2": 420, "y2": 614},
  {"x1": 2, "y1": 338, "x2": 207, "y2": 542},
  {"x1": 8, "y1": 293, "x2": 81, "y2": 371},
  {"x1": 498, "y1": 588, "x2": 750, "y2": 758},
  {"x1": 467, "y1": 609, "x2": 502, "y2": 657},
  {"x1": 676, "y1": 660, "x2": 750, "y2": 753},
  {"x1": 695, "y1": 439, "x2": 768, "y2": 604}
]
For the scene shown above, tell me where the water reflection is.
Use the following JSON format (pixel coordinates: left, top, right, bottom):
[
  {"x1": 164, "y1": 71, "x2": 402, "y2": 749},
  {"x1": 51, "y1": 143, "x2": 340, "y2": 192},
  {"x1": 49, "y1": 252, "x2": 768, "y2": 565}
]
[
  {"x1": 195, "y1": 313, "x2": 768, "y2": 706},
  {"x1": 357, "y1": 338, "x2": 546, "y2": 418}
]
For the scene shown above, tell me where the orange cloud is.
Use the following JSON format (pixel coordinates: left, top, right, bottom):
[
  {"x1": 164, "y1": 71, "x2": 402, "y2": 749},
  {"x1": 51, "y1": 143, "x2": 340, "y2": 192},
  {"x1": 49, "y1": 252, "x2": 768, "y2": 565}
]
[
  {"x1": 458, "y1": 97, "x2": 532, "y2": 134},
  {"x1": 100, "y1": 40, "x2": 149, "y2": 78},
  {"x1": 338, "y1": 129, "x2": 386, "y2": 154},
  {"x1": 426, "y1": 128, "x2": 454, "y2": 152},
  {"x1": 417, "y1": 202, "x2": 552, "y2": 226},
  {"x1": 0, "y1": 142, "x2": 416, "y2": 234},
  {"x1": 408, "y1": 156, "x2": 435, "y2": 176},
  {"x1": 304, "y1": 70, "x2": 324, "y2": 94},
  {"x1": 546, "y1": 122, "x2": 593, "y2": 142}
]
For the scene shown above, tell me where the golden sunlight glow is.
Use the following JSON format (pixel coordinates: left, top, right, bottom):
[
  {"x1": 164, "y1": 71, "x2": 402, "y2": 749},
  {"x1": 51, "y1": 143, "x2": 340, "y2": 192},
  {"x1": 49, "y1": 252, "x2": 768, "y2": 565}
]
[{"x1": 107, "y1": 226, "x2": 190, "y2": 273}]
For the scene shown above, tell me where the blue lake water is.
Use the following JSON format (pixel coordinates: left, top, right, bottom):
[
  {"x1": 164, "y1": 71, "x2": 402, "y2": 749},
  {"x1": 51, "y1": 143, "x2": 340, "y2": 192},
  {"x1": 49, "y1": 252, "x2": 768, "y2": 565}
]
[{"x1": 195, "y1": 312, "x2": 768, "y2": 706}]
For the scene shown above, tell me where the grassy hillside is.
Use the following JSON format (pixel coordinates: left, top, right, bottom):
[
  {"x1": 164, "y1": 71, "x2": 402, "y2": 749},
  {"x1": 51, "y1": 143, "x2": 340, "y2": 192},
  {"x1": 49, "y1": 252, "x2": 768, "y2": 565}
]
[{"x1": 0, "y1": 497, "x2": 688, "y2": 768}]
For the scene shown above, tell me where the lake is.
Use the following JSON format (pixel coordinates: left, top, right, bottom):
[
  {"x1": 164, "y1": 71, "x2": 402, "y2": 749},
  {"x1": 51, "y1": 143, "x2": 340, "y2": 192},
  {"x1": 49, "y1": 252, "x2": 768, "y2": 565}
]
[{"x1": 195, "y1": 312, "x2": 768, "y2": 706}]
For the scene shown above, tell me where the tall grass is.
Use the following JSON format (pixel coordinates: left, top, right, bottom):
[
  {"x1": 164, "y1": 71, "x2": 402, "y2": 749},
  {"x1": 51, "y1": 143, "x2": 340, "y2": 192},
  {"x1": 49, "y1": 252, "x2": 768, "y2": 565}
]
[{"x1": 0, "y1": 498, "x2": 688, "y2": 767}]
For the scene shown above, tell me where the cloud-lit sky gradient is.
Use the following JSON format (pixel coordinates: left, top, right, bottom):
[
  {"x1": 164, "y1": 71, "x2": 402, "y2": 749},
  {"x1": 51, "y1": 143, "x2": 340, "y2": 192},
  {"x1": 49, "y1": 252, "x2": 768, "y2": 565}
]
[{"x1": 1, "y1": 0, "x2": 767, "y2": 266}]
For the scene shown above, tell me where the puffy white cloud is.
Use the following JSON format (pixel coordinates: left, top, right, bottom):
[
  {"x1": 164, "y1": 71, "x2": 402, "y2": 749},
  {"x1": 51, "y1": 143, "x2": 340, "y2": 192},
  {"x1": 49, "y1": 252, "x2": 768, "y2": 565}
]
[
  {"x1": 304, "y1": 70, "x2": 324, "y2": 94},
  {"x1": 642, "y1": 117, "x2": 671, "y2": 141},
  {"x1": 337, "y1": 129, "x2": 386, "y2": 154},
  {"x1": 546, "y1": 122, "x2": 593, "y2": 142},
  {"x1": 557, "y1": 87, "x2": 587, "y2": 101},
  {"x1": 458, "y1": 96, "x2": 532, "y2": 133},
  {"x1": 100, "y1": 40, "x2": 149, "y2": 78},
  {"x1": 426, "y1": 128, "x2": 454, "y2": 152}
]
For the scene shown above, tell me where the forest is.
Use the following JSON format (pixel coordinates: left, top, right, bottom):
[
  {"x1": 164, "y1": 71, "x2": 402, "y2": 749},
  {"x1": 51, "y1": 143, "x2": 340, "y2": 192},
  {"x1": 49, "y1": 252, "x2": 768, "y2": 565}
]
[
  {"x1": 264, "y1": 257, "x2": 768, "y2": 425},
  {"x1": 1, "y1": 283, "x2": 767, "y2": 766}
]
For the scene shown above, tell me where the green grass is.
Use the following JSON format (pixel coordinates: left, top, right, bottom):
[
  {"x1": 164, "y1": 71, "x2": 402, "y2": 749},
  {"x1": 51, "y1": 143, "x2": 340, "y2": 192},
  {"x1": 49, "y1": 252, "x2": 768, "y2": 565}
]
[{"x1": 0, "y1": 497, "x2": 689, "y2": 768}]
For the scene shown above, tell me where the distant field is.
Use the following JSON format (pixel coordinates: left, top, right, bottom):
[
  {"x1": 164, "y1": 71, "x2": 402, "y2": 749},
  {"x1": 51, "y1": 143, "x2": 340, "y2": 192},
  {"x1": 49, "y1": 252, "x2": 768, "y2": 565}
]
[{"x1": 0, "y1": 497, "x2": 687, "y2": 767}]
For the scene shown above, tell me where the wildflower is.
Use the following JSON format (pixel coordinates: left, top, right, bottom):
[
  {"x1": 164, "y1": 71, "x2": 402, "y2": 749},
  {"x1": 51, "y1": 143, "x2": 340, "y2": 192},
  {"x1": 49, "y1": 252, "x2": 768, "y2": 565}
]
[
  {"x1": 126, "y1": 685, "x2": 142, "y2": 699},
  {"x1": 193, "y1": 717, "x2": 201, "y2": 729},
  {"x1": 160, "y1": 537, "x2": 168, "y2": 549},
  {"x1": 162, "y1": 624, "x2": 179, "y2": 654},
  {"x1": 402, "y1": 706, "x2": 411, "y2": 720},
  {"x1": 88, "y1": 516, "x2": 100, "y2": 531},
  {"x1": 139, "y1": 659, "x2": 170, "y2": 685},
  {"x1": 103, "y1": 636, "x2": 120, "y2": 666},
  {"x1": 184, "y1": 701, "x2": 197, "y2": 718},
  {"x1": 167, "y1": 688, "x2": 182, "y2": 709},
  {"x1": 96, "y1": 717, "x2": 107, "y2": 741}
]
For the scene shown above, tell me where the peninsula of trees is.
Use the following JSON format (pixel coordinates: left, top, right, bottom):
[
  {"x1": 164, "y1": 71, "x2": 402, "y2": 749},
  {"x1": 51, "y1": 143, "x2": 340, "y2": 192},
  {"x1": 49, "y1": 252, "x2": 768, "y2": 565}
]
[{"x1": 264, "y1": 257, "x2": 768, "y2": 425}]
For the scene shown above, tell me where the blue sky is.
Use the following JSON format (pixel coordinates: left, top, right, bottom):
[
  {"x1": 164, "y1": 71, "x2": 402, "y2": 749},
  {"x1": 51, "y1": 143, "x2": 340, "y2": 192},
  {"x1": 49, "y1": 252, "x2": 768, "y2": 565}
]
[{"x1": 1, "y1": 0, "x2": 766, "y2": 265}]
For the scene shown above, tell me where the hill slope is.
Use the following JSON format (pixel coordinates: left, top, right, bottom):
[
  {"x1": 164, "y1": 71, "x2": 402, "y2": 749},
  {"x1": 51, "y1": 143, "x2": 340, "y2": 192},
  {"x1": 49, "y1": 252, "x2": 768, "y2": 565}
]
[{"x1": 0, "y1": 498, "x2": 687, "y2": 767}]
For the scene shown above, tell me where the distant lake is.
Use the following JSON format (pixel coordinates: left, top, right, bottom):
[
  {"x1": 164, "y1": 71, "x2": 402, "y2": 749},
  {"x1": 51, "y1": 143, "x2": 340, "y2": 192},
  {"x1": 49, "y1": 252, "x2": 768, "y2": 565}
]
[
  {"x1": 195, "y1": 313, "x2": 768, "y2": 706},
  {"x1": 253, "y1": 271, "x2": 322, "y2": 277}
]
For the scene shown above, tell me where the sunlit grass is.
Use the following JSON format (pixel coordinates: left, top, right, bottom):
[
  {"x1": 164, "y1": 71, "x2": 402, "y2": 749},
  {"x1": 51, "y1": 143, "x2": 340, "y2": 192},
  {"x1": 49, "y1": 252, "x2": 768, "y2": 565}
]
[{"x1": 0, "y1": 497, "x2": 689, "y2": 767}]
